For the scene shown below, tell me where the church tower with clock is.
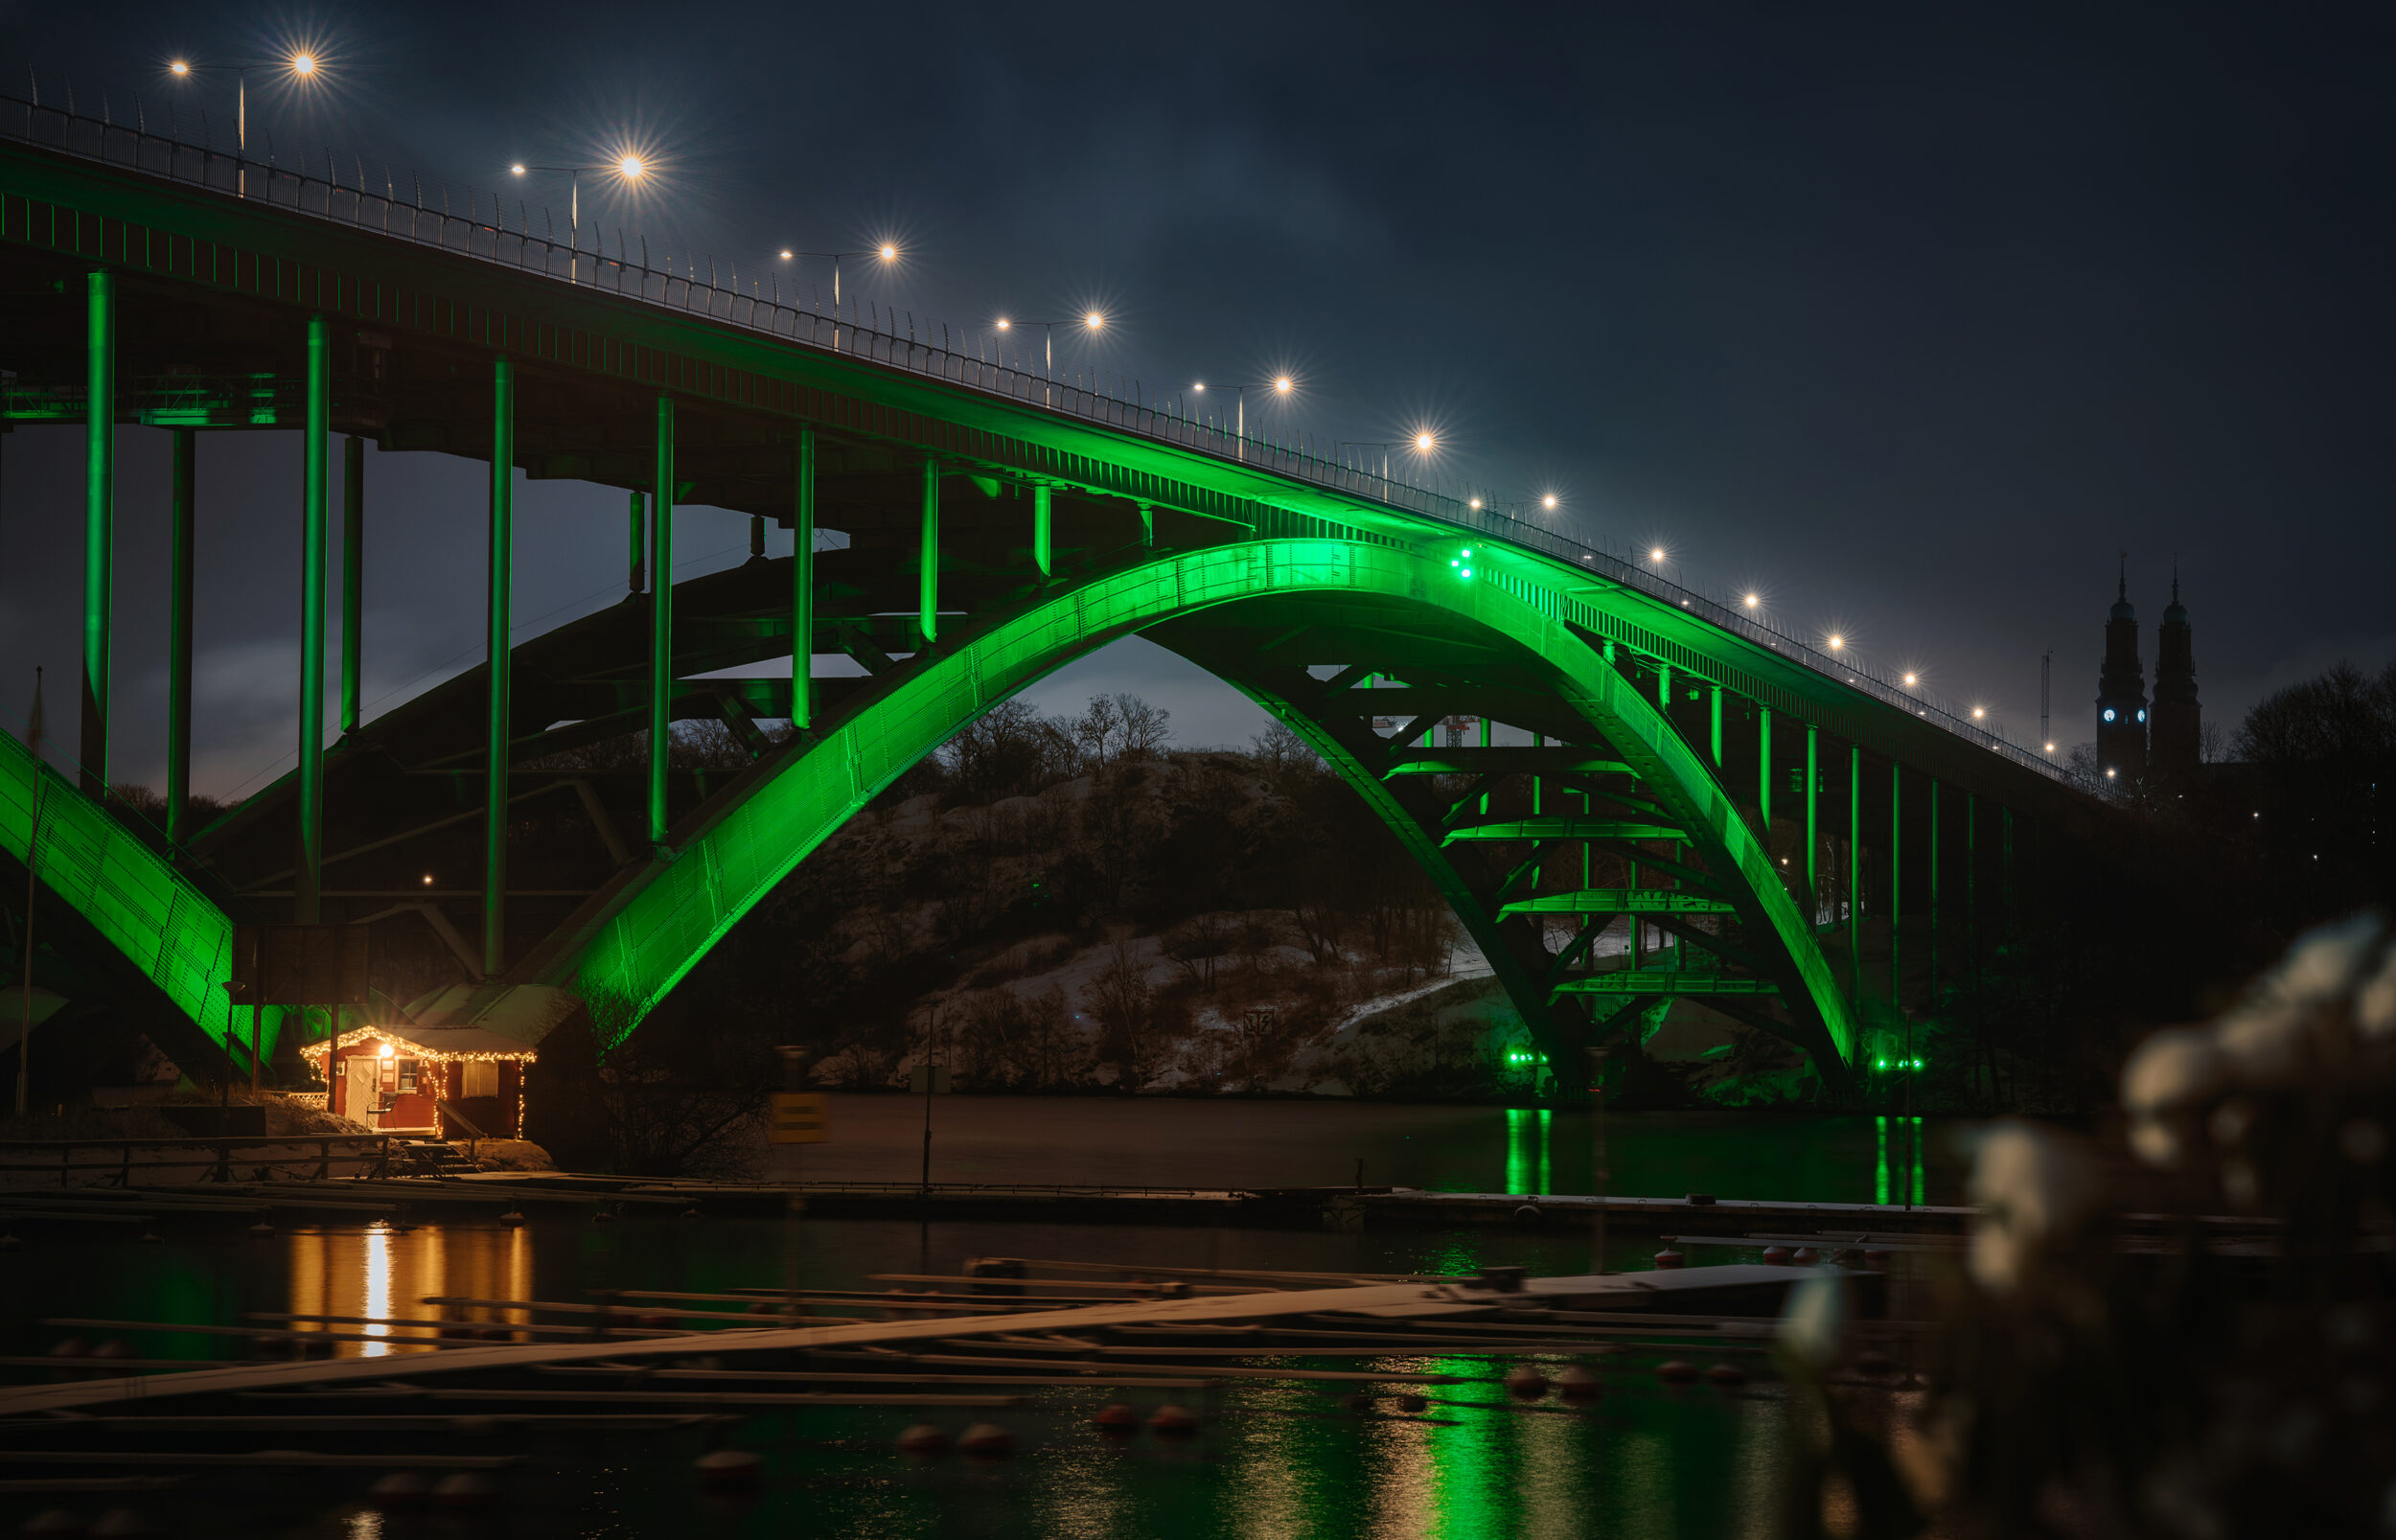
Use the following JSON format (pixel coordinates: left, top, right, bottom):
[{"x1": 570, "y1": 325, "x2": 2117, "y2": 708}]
[{"x1": 2096, "y1": 559, "x2": 2149, "y2": 783}]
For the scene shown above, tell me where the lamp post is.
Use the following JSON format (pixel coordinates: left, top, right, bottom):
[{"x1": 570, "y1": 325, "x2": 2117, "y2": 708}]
[
  {"x1": 777, "y1": 244, "x2": 898, "y2": 312},
  {"x1": 511, "y1": 158, "x2": 648, "y2": 284},
  {"x1": 995, "y1": 312, "x2": 1105, "y2": 408},
  {"x1": 1336, "y1": 431, "x2": 1439, "y2": 484},
  {"x1": 168, "y1": 50, "x2": 320, "y2": 197},
  {"x1": 1189, "y1": 376, "x2": 1294, "y2": 461}
]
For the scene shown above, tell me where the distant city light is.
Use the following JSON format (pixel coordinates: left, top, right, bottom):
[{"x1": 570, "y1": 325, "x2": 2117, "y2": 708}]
[{"x1": 2106, "y1": 768, "x2": 2117, "y2": 778}]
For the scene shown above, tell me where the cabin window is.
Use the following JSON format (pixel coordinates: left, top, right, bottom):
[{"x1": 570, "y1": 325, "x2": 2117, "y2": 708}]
[
  {"x1": 397, "y1": 1060, "x2": 418, "y2": 1093},
  {"x1": 462, "y1": 1061, "x2": 499, "y2": 1099}
]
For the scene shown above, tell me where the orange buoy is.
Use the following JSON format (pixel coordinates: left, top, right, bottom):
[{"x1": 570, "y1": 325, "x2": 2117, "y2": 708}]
[
  {"x1": 1556, "y1": 1364, "x2": 1602, "y2": 1401},
  {"x1": 1657, "y1": 1360, "x2": 1700, "y2": 1384},
  {"x1": 1503, "y1": 1365, "x2": 1549, "y2": 1400},
  {"x1": 958, "y1": 1422, "x2": 1014, "y2": 1460},
  {"x1": 694, "y1": 1449, "x2": 762, "y2": 1489},
  {"x1": 1092, "y1": 1402, "x2": 1140, "y2": 1436},
  {"x1": 368, "y1": 1473, "x2": 429, "y2": 1509},
  {"x1": 1396, "y1": 1392, "x2": 1430, "y2": 1414},
  {"x1": 1705, "y1": 1362, "x2": 1749, "y2": 1387},
  {"x1": 431, "y1": 1473, "x2": 498, "y2": 1509},
  {"x1": 895, "y1": 1423, "x2": 948, "y2": 1458},
  {"x1": 1761, "y1": 1246, "x2": 1792, "y2": 1265},
  {"x1": 1149, "y1": 1404, "x2": 1200, "y2": 1437},
  {"x1": 1791, "y1": 1247, "x2": 1820, "y2": 1265},
  {"x1": 1652, "y1": 1248, "x2": 1686, "y2": 1270}
]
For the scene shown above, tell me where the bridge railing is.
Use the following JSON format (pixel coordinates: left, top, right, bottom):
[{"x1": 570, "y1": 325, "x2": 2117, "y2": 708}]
[{"x1": 0, "y1": 92, "x2": 2069, "y2": 787}]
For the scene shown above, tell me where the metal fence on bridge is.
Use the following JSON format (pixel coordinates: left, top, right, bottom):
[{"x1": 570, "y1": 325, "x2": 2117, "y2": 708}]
[{"x1": 0, "y1": 92, "x2": 2069, "y2": 787}]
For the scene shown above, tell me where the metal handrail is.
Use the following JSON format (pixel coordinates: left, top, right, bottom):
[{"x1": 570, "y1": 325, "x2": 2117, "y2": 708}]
[{"x1": 0, "y1": 92, "x2": 2068, "y2": 786}]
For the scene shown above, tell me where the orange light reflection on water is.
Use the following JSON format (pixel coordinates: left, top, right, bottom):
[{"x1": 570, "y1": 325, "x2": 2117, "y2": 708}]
[{"x1": 284, "y1": 1225, "x2": 530, "y2": 1356}]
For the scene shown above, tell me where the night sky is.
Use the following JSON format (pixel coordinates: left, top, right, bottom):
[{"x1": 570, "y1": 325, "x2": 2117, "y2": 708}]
[{"x1": 2, "y1": 2, "x2": 2389, "y2": 798}]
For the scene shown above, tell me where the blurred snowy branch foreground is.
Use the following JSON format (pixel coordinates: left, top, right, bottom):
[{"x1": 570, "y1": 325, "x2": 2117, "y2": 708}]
[{"x1": 1783, "y1": 914, "x2": 2396, "y2": 1538}]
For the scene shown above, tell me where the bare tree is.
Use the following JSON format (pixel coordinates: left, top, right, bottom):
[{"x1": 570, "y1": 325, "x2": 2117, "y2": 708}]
[
  {"x1": 1073, "y1": 694, "x2": 1123, "y2": 770},
  {"x1": 1250, "y1": 720, "x2": 1318, "y2": 777},
  {"x1": 1115, "y1": 694, "x2": 1172, "y2": 760},
  {"x1": 1086, "y1": 938, "x2": 1162, "y2": 1086}
]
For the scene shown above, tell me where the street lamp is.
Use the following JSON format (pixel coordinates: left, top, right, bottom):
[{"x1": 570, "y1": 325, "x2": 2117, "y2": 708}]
[
  {"x1": 1190, "y1": 375, "x2": 1294, "y2": 460},
  {"x1": 780, "y1": 244, "x2": 899, "y2": 311},
  {"x1": 997, "y1": 312, "x2": 1106, "y2": 408},
  {"x1": 1335, "y1": 432, "x2": 1437, "y2": 483},
  {"x1": 167, "y1": 50, "x2": 321, "y2": 196},
  {"x1": 510, "y1": 158, "x2": 648, "y2": 284}
]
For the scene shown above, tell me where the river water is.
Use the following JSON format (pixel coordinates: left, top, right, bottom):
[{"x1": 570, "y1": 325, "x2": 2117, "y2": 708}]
[{"x1": 0, "y1": 1103, "x2": 1961, "y2": 1538}]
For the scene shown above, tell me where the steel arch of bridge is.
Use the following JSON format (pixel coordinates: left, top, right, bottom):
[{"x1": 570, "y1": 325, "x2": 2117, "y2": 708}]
[{"x1": 516, "y1": 537, "x2": 1855, "y2": 1089}]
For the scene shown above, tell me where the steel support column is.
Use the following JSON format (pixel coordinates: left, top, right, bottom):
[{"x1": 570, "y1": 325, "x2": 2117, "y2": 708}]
[
  {"x1": 1889, "y1": 761, "x2": 1901, "y2": 1012},
  {"x1": 1758, "y1": 707, "x2": 1772, "y2": 830},
  {"x1": 295, "y1": 314, "x2": 330, "y2": 925},
  {"x1": 1032, "y1": 484, "x2": 1052, "y2": 578},
  {"x1": 1928, "y1": 777, "x2": 1941, "y2": 1009},
  {"x1": 1847, "y1": 742, "x2": 1860, "y2": 1008},
  {"x1": 1657, "y1": 663, "x2": 1671, "y2": 715},
  {"x1": 484, "y1": 357, "x2": 514, "y2": 976},
  {"x1": 1709, "y1": 685, "x2": 1723, "y2": 768},
  {"x1": 626, "y1": 490, "x2": 644, "y2": 595},
  {"x1": 1967, "y1": 791, "x2": 1979, "y2": 981},
  {"x1": 165, "y1": 428, "x2": 194, "y2": 847},
  {"x1": 339, "y1": 437, "x2": 364, "y2": 735},
  {"x1": 80, "y1": 271, "x2": 113, "y2": 798},
  {"x1": 918, "y1": 457, "x2": 939, "y2": 650},
  {"x1": 1805, "y1": 724, "x2": 1818, "y2": 914},
  {"x1": 793, "y1": 426, "x2": 816, "y2": 731},
  {"x1": 648, "y1": 397, "x2": 676, "y2": 847}
]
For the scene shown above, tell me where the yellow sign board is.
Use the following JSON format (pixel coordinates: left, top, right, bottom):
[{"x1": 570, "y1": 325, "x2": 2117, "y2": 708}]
[{"x1": 768, "y1": 1092, "x2": 829, "y2": 1145}]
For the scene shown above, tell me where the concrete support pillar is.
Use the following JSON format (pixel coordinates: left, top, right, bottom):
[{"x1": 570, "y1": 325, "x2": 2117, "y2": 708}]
[
  {"x1": 648, "y1": 396, "x2": 676, "y2": 847},
  {"x1": 1032, "y1": 484, "x2": 1052, "y2": 578},
  {"x1": 295, "y1": 314, "x2": 330, "y2": 925},
  {"x1": 792, "y1": 426, "x2": 816, "y2": 731},
  {"x1": 166, "y1": 429, "x2": 195, "y2": 847},
  {"x1": 918, "y1": 457, "x2": 939, "y2": 650},
  {"x1": 81, "y1": 271, "x2": 114, "y2": 798},
  {"x1": 484, "y1": 357, "x2": 514, "y2": 976},
  {"x1": 340, "y1": 437, "x2": 364, "y2": 735}
]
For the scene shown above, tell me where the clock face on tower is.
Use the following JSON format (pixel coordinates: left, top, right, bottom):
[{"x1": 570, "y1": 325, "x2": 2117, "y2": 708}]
[{"x1": 2103, "y1": 708, "x2": 2116, "y2": 722}]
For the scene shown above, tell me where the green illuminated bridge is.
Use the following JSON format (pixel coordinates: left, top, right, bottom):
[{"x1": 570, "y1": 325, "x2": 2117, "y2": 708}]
[{"x1": 0, "y1": 99, "x2": 2094, "y2": 1096}]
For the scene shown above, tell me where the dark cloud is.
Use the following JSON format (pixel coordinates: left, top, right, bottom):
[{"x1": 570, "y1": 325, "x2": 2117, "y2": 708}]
[{"x1": 4, "y1": 0, "x2": 2390, "y2": 788}]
